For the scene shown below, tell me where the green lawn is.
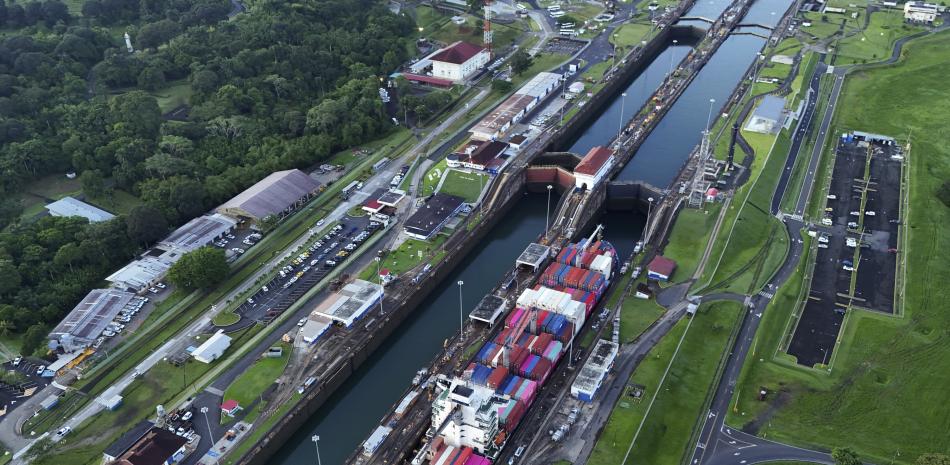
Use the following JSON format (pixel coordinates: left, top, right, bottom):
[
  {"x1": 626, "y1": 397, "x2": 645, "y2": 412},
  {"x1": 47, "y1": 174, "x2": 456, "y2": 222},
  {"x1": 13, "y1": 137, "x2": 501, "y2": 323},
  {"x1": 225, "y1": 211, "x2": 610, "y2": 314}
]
[
  {"x1": 588, "y1": 302, "x2": 743, "y2": 465},
  {"x1": 800, "y1": 14, "x2": 844, "y2": 40},
  {"x1": 222, "y1": 342, "x2": 291, "y2": 408},
  {"x1": 438, "y1": 168, "x2": 488, "y2": 202},
  {"x1": 618, "y1": 292, "x2": 665, "y2": 343},
  {"x1": 724, "y1": 32, "x2": 950, "y2": 465},
  {"x1": 662, "y1": 203, "x2": 722, "y2": 283},
  {"x1": 357, "y1": 234, "x2": 448, "y2": 281},
  {"x1": 421, "y1": 158, "x2": 449, "y2": 197},
  {"x1": 610, "y1": 22, "x2": 656, "y2": 51},
  {"x1": 834, "y1": 10, "x2": 922, "y2": 65},
  {"x1": 703, "y1": 128, "x2": 791, "y2": 294}
]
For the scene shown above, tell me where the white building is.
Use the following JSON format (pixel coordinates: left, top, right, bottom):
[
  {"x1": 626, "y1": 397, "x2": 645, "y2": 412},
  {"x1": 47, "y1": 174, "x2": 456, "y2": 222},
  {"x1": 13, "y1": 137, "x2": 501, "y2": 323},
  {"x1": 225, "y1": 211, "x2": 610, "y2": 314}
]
[
  {"x1": 571, "y1": 339, "x2": 618, "y2": 402},
  {"x1": 573, "y1": 146, "x2": 615, "y2": 190},
  {"x1": 192, "y1": 330, "x2": 231, "y2": 363},
  {"x1": 310, "y1": 280, "x2": 383, "y2": 327},
  {"x1": 45, "y1": 196, "x2": 115, "y2": 223},
  {"x1": 431, "y1": 379, "x2": 502, "y2": 456},
  {"x1": 430, "y1": 41, "x2": 490, "y2": 82},
  {"x1": 745, "y1": 95, "x2": 786, "y2": 134},
  {"x1": 904, "y1": 1, "x2": 938, "y2": 22}
]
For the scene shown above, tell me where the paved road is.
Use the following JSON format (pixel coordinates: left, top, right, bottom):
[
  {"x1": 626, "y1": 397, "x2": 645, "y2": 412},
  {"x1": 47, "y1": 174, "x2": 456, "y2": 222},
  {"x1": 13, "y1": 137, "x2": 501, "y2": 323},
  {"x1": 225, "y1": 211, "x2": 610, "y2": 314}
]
[
  {"x1": 770, "y1": 55, "x2": 825, "y2": 215},
  {"x1": 792, "y1": 66, "x2": 846, "y2": 218}
]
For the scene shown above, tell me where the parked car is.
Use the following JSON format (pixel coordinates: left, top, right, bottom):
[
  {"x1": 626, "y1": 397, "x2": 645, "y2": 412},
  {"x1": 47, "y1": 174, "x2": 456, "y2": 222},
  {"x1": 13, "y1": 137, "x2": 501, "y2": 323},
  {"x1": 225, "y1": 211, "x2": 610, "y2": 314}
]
[
  {"x1": 13, "y1": 356, "x2": 21, "y2": 366},
  {"x1": 181, "y1": 411, "x2": 193, "y2": 422},
  {"x1": 35, "y1": 365, "x2": 46, "y2": 376}
]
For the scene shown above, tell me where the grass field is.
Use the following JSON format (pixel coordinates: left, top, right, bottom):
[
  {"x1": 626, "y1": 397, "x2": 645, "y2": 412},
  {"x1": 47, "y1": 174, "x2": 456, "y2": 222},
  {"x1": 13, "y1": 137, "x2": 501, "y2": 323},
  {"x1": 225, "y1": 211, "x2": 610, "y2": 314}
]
[
  {"x1": 834, "y1": 10, "x2": 922, "y2": 65},
  {"x1": 222, "y1": 342, "x2": 291, "y2": 408},
  {"x1": 357, "y1": 234, "x2": 448, "y2": 281},
  {"x1": 151, "y1": 80, "x2": 193, "y2": 113},
  {"x1": 610, "y1": 21, "x2": 655, "y2": 49},
  {"x1": 662, "y1": 203, "x2": 722, "y2": 283},
  {"x1": 724, "y1": 32, "x2": 950, "y2": 464},
  {"x1": 587, "y1": 302, "x2": 743, "y2": 465},
  {"x1": 702, "y1": 128, "x2": 791, "y2": 295},
  {"x1": 438, "y1": 168, "x2": 488, "y2": 202},
  {"x1": 618, "y1": 293, "x2": 664, "y2": 343},
  {"x1": 421, "y1": 158, "x2": 449, "y2": 196}
]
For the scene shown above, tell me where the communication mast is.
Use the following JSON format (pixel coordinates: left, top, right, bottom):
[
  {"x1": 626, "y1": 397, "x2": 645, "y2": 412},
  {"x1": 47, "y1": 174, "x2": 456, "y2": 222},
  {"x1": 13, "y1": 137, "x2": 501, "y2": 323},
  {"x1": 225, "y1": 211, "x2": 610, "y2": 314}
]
[{"x1": 483, "y1": 0, "x2": 493, "y2": 57}]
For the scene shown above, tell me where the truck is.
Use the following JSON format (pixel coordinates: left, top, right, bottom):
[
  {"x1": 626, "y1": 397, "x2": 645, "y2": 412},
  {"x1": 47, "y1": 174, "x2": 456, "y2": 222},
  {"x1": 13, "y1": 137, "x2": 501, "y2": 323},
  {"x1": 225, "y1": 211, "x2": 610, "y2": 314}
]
[{"x1": 341, "y1": 180, "x2": 360, "y2": 199}]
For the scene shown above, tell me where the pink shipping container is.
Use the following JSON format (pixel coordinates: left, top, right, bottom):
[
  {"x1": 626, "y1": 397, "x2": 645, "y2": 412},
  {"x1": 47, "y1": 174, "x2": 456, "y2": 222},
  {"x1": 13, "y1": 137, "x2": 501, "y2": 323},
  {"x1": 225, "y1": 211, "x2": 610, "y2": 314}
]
[
  {"x1": 465, "y1": 455, "x2": 493, "y2": 465},
  {"x1": 506, "y1": 308, "x2": 525, "y2": 328}
]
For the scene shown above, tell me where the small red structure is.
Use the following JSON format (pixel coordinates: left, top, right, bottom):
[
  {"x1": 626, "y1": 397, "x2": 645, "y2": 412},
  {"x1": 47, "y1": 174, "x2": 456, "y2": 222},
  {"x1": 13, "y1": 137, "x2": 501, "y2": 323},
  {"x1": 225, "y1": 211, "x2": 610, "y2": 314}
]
[
  {"x1": 705, "y1": 187, "x2": 720, "y2": 202},
  {"x1": 647, "y1": 256, "x2": 677, "y2": 282},
  {"x1": 220, "y1": 399, "x2": 241, "y2": 417}
]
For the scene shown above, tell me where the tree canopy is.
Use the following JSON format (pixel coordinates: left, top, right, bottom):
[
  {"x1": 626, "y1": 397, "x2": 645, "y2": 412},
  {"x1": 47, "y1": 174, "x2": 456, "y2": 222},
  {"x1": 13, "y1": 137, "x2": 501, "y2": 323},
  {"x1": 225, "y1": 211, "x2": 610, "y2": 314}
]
[{"x1": 166, "y1": 246, "x2": 229, "y2": 290}]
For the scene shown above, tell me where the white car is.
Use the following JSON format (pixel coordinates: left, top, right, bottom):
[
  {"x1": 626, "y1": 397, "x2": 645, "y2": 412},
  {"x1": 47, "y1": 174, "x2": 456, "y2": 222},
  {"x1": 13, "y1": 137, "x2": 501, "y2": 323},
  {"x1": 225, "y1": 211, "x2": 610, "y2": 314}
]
[
  {"x1": 56, "y1": 426, "x2": 71, "y2": 437},
  {"x1": 35, "y1": 365, "x2": 46, "y2": 376},
  {"x1": 12, "y1": 356, "x2": 21, "y2": 366},
  {"x1": 156, "y1": 282, "x2": 167, "y2": 289},
  {"x1": 148, "y1": 287, "x2": 159, "y2": 294},
  {"x1": 843, "y1": 265, "x2": 854, "y2": 272},
  {"x1": 181, "y1": 411, "x2": 193, "y2": 421},
  {"x1": 297, "y1": 318, "x2": 307, "y2": 327},
  {"x1": 316, "y1": 219, "x2": 325, "y2": 227},
  {"x1": 231, "y1": 248, "x2": 246, "y2": 254}
]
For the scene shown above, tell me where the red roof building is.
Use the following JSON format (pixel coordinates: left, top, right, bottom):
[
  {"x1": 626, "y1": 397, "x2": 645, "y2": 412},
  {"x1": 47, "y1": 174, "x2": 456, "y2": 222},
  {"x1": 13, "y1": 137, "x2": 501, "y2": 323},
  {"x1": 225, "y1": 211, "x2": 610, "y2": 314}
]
[
  {"x1": 705, "y1": 187, "x2": 720, "y2": 202},
  {"x1": 220, "y1": 399, "x2": 241, "y2": 417},
  {"x1": 573, "y1": 146, "x2": 615, "y2": 189},
  {"x1": 362, "y1": 199, "x2": 384, "y2": 213},
  {"x1": 647, "y1": 256, "x2": 677, "y2": 281},
  {"x1": 402, "y1": 73, "x2": 455, "y2": 88},
  {"x1": 431, "y1": 41, "x2": 490, "y2": 83},
  {"x1": 430, "y1": 41, "x2": 486, "y2": 64}
]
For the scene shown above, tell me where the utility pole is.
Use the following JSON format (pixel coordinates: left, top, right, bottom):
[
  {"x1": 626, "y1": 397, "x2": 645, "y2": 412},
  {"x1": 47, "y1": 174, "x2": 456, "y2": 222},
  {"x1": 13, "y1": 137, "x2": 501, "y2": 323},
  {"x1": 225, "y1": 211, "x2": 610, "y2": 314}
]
[
  {"x1": 618, "y1": 92, "x2": 628, "y2": 141},
  {"x1": 457, "y1": 280, "x2": 465, "y2": 336},
  {"x1": 312, "y1": 435, "x2": 323, "y2": 465},
  {"x1": 546, "y1": 185, "x2": 553, "y2": 232},
  {"x1": 669, "y1": 39, "x2": 678, "y2": 79}
]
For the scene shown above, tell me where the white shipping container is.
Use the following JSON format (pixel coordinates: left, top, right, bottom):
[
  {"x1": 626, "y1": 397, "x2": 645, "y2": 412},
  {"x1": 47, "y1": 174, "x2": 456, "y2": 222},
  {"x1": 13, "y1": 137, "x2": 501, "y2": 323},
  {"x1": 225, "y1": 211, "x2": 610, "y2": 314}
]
[{"x1": 591, "y1": 254, "x2": 612, "y2": 276}]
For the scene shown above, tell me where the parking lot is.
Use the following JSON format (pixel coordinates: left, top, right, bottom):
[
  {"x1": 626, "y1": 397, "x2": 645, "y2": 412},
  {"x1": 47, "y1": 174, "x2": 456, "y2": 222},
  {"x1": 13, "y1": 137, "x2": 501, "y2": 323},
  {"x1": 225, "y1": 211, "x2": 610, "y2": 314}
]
[
  {"x1": 542, "y1": 37, "x2": 587, "y2": 55},
  {"x1": 214, "y1": 213, "x2": 380, "y2": 331},
  {"x1": 0, "y1": 358, "x2": 54, "y2": 414},
  {"x1": 786, "y1": 135, "x2": 903, "y2": 367}
]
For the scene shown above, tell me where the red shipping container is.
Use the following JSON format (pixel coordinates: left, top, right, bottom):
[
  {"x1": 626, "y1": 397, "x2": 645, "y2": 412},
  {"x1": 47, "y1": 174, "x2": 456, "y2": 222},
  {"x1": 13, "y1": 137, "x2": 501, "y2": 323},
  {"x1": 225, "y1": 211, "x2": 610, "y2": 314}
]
[
  {"x1": 508, "y1": 346, "x2": 528, "y2": 370},
  {"x1": 453, "y1": 447, "x2": 474, "y2": 465},
  {"x1": 534, "y1": 357, "x2": 553, "y2": 383},
  {"x1": 487, "y1": 366, "x2": 508, "y2": 389},
  {"x1": 503, "y1": 401, "x2": 526, "y2": 433}
]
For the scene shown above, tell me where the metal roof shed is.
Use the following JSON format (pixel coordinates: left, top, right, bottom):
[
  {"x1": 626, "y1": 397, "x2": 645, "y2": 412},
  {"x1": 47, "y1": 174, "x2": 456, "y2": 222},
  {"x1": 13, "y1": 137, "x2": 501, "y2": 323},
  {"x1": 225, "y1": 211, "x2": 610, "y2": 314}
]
[
  {"x1": 217, "y1": 169, "x2": 321, "y2": 222},
  {"x1": 45, "y1": 196, "x2": 115, "y2": 222},
  {"x1": 192, "y1": 330, "x2": 232, "y2": 363}
]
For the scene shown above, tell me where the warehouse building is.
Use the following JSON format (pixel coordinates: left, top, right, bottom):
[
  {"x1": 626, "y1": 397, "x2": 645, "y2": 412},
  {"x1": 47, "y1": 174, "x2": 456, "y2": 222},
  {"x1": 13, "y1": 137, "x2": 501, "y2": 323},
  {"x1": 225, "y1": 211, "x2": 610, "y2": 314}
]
[
  {"x1": 430, "y1": 41, "x2": 490, "y2": 82},
  {"x1": 192, "y1": 330, "x2": 232, "y2": 363},
  {"x1": 106, "y1": 213, "x2": 235, "y2": 292},
  {"x1": 217, "y1": 169, "x2": 321, "y2": 224},
  {"x1": 311, "y1": 279, "x2": 383, "y2": 327},
  {"x1": 468, "y1": 72, "x2": 563, "y2": 141},
  {"x1": 904, "y1": 1, "x2": 938, "y2": 22},
  {"x1": 516, "y1": 243, "x2": 550, "y2": 272},
  {"x1": 108, "y1": 426, "x2": 188, "y2": 465},
  {"x1": 48, "y1": 289, "x2": 136, "y2": 353},
  {"x1": 745, "y1": 95, "x2": 786, "y2": 134},
  {"x1": 573, "y1": 146, "x2": 615, "y2": 190},
  {"x1": 571, "y1": 339, "x2": 618, "y2": 402},
  {"x1": 158, "y1": 213, "x2": 236, "y2": 253},
  {"x1": 45, "y1": 196, "x2": 115, "y2": 223},
  {"x1": 404, "y1": 193, "x2": 466, "y2": 240}
]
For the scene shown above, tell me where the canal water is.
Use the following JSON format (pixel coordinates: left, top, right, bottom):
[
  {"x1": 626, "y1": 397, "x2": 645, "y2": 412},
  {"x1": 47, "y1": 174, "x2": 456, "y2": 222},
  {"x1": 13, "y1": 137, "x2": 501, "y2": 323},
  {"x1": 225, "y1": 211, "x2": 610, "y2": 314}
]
[{"x1": 276, "y1": 0, "x2": 789, "y2": 461}]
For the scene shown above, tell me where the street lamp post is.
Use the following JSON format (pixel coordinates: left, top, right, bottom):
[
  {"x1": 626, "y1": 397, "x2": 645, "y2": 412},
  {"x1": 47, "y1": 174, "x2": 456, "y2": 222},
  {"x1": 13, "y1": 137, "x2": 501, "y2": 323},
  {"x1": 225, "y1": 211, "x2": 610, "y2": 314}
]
[
  {"x1": 618, "y1": 92, "x2": 628, "y2": 141},
  {"x1": 705, "y1": 98, "x2": 716, "y2": 134},
  {"x1": 545, "y1": 185, "x2": 553, "y2": 232},
  {"x1": 646, "y1": 196, "x2": 654, "y2": 240},
  {"x1": 375, "y1": 256, "x2": 384, "y2": 314},
  {"x1": 200, "y1": 407, "x2": 215, "y2": 464},
  {"x1": 457, "y1": 280, "x2": 464, "y2": 336},
  {"x1": 669, "y1": 39, "x2": 678, "y2": 79},
  {"x1": 312, "y1": 435, "x2": 323, "y2": 465}
]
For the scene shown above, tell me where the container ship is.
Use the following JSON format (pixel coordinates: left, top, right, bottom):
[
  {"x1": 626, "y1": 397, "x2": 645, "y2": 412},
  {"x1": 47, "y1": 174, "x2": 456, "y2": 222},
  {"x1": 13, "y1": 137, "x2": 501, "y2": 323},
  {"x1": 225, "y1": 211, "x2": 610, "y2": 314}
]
[{"x1": 418, "y1": 234, "x2": 618, "y2": 465}]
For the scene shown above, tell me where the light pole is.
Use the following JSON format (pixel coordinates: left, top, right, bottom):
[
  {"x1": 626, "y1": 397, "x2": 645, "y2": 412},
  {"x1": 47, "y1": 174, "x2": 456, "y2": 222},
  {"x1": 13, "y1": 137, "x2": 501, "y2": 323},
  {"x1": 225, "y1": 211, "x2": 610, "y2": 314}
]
[
  {"x1": 618, "y1": 92, "x2": 628, "y2": 140},
  {"x1": 705, "y1": 98, "x2": 716, "y2": 135},
  {"x1": 669, "y1": 39, "x2": 678, "y2": 79},
  {"x1": 545, "y1": 185, "x2": 553, "y2": 231},
  {"x1": 646, "y1": 196, "x2": 654, "y2": 240},
  {"x1": 457, "y1": 280, "x2": 464, "y2": 336},
  {"x1": 312, "y1": 434, "x2": 323, "y2": 465},
  {"x1": 200, "y1": 407, "x2": 215, "y2": 464},
  {"x1": 375, "y1": 256, "x2": 384, "y2": 314}
]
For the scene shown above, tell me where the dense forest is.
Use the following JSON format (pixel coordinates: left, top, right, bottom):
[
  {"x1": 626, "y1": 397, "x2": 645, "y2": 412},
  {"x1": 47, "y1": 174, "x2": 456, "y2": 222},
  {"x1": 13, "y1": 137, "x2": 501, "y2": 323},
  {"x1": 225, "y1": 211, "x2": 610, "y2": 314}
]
[{"x1": 0, "y1": 0, "x2": 416, "y2": 352}]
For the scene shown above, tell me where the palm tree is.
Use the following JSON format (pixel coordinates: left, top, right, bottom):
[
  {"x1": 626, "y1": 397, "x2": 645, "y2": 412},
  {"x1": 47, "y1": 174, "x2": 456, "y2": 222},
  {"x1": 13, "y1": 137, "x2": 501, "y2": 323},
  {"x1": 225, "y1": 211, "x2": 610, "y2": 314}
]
[{"x1": 0, "y1": 321, "x2": 14, "y2": 338}]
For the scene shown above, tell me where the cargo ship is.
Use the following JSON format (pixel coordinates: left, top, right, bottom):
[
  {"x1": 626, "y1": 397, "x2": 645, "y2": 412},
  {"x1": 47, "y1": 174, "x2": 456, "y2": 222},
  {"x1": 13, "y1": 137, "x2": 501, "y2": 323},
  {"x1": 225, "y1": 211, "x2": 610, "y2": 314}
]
[{"x1": 418, "y1": 233, "x2": 618, "y2": 465}]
